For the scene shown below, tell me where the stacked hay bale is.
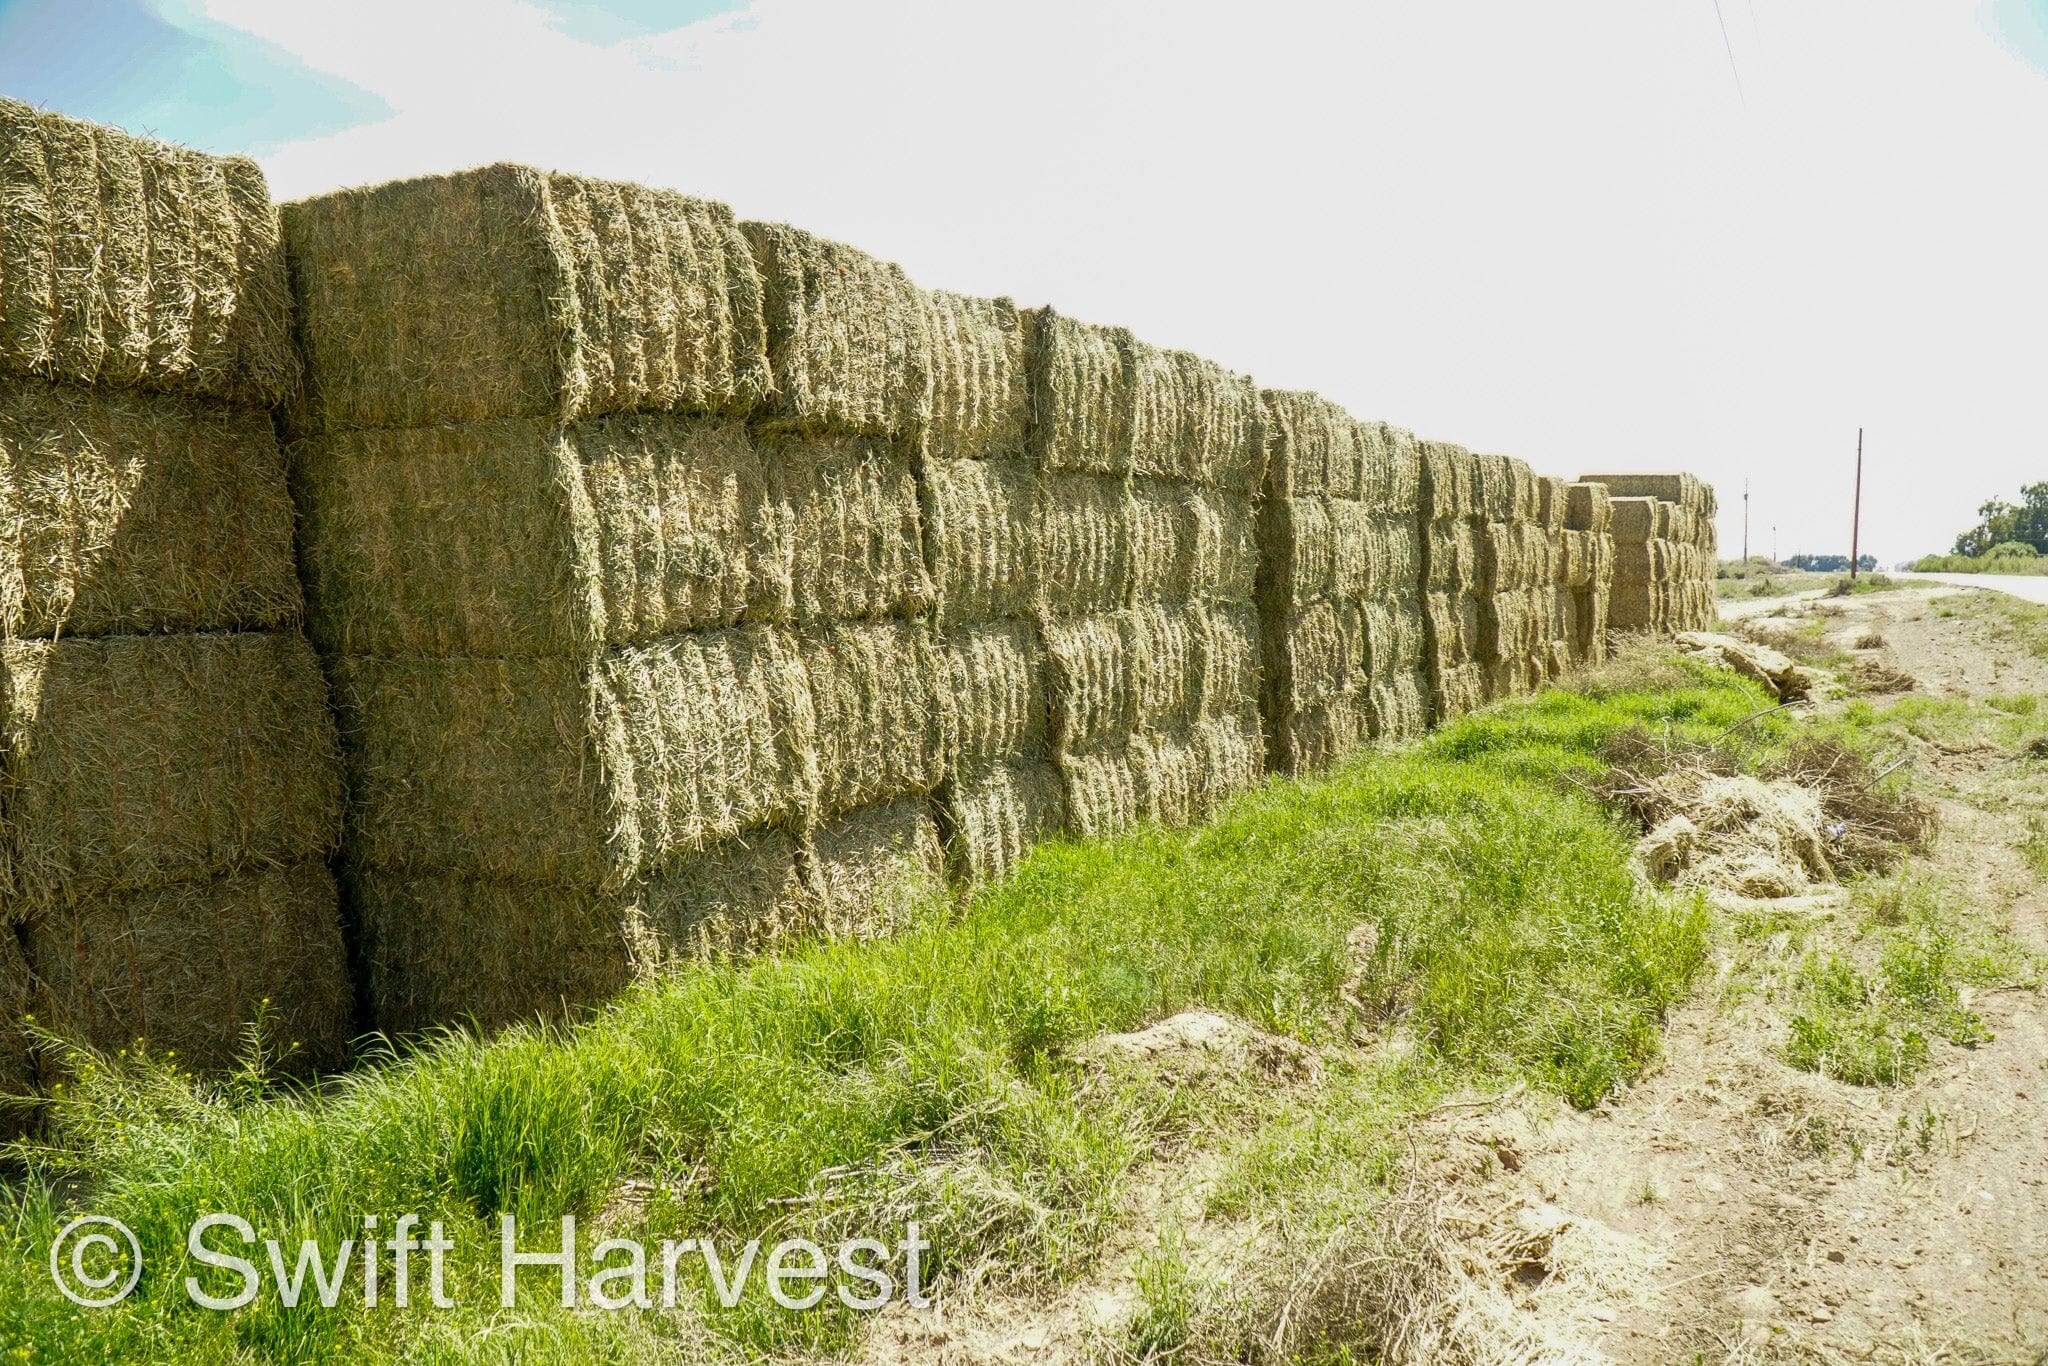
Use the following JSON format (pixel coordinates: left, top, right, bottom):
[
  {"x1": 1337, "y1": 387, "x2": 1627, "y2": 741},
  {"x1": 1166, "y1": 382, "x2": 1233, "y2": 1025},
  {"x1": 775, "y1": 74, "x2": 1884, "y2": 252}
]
[
  {"x1": 1255, "y1": 390, "x2": 1427, "y2": 774},
  {"x1": 1580, "y1": 474, "x2": 1718, "y2": 632},
  {"x1": 284, "y1": 168, "x2": 948, "y2": 1034},
  {"x1": 0, "y1": 100, "x2": 350, "y2": 1080},
  {"x1": 1473, "y1": 453, "x2": 1547, "y2": 701},
  {"x1": 1603, "y1": 496, "x2": 1666, "y2": 632},
  {"x1": 1028, "y1": 313, "x2": 1267, "y2": 837},
  {"x1": 1534, "y1": 476, "x2": 1574, "y2": 680},
  {"x1": 1563, "y1": 482, "x2": 1615, "y2": 663},
  {"x1": 1418, "y1": 441, "x2": 1487, "y2": 722}
]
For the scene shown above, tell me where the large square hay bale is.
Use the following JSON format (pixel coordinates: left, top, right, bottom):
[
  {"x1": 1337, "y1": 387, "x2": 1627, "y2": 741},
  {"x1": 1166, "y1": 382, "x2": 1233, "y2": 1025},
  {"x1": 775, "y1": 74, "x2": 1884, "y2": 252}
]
[
  {"x1": 331, "y1": 626, "x2": 817, "y2": 888},
  {"x1": 1361, "y1": 597, "x2": 1428, "y2": 679},
  {"x1": 1608, "y1": 496, "x2": 1656, "y2": 543},
  {"x1": 1565, "y1": 481, "x2": 1612, "y2": 533},
  {"x1": 1026, "y1": 309, "x2": 1129, "y2": 476},
  {"x1": 1, "y1": 375, "x2": 301, "y2": 638},
  {"x1": 1035, "y1": 472, "x2": 1133, "y2": 615},
  {"x1": 1261, "y1": 597, "x2": 1358, "y2": 715},
  {"x1": 0, "y1": 931, "x2": 34, "y2": 1105},
  {"x1": 766, "y1": 434, "x2": 933, "y2": 626},
  {"x1": 809, "y1": 797, "x2": 942, "y2": 935},
  {"x1": 743, "y1": 221, "x2": 927, "y2": 439},
  {"x1": 1134, "y1": 709, "x2": 1263, "y2": 826},
  {"x1": 1129, "y1": 478, "x2": 1259, "y2": 604},
  {"x1": 283, "y1": 165, "x2": 767, "y2": 436},
  {"x1": 800, "y1": 620, "x2": 947, "y2": 819},
  {"x1": 1260, "y1": 389, "x2": 1363, "y2": 499},
  {"x1": 1418, "y1": 440, "x2": 1476, "y2": 521},
  {"x1": 25, "y1": 860, "x2": 351, "y2": 1073},
  {"x1": 922, "y1": 456, "x2": 1036, "y2": 626},
  {"x1": 1126, "y1": 342, "x2": 1266, "y2": 493},
  {"x1": 923, "y1": 291, "x2": 1028, "y2": 460},
  {"x1": 0, "y1": 99, "x2": 294, "y2": 407},
  {"x1": 1057, "y1": 739, "x2": 1143, "y2": 839},
  {"x1": 1369, "y1": 669, "x2": 1431, "y2": 740},
  {"x1": 1578, "y1": 472, "x2": 1706, "y2": 514},
  {"x1": 1043, "y1": 612, "x2": 1137, "y2": 751},
  {"x1": 0, "y1": 633, "x2": 341, "y2": 911},
  {"x1": 1277, "y1": 693, "x2": 1369, "y2": 775},
  {"x1": 943, "y1": 619, "x2": 1051, "y2": 774},
  {"x1": 938, "y1": 758, "x2": 1067, "y2": 884}
]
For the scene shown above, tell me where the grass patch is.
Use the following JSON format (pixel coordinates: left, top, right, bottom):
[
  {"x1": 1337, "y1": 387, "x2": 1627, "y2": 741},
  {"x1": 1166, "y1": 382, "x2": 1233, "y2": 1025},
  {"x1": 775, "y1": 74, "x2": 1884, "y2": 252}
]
[
  {"x1": 1947, "y1": 591, "x2": 2048, "y2": 662},
  {"x1": 0, "y1": 664, "x2": 1755, "y2": 1363}
]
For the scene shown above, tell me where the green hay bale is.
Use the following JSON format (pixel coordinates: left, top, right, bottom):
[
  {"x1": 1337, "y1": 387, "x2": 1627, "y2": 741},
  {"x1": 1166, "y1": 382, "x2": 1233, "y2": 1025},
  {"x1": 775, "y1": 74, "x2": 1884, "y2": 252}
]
[
  {"x1": 1577, "y1": 472, "x2": 1708, "y2": 515},
  {"x1": 1565, "y1": 481, "x2": 1612, "y2": 533},
  {"x1": 1, "y1": 375, "x2": 301, "y2": 638},
  {"x1": 743, "y1": 220, "x2": 926, "y2": 439},
  {"x1": 1261, "y1": 597, "x2": 1358, "y2": 716},
  {"x1": 938, "y1": 758, "x2": 1067, "y2": 884},
  {"x1": 1419, "y1": 440, "x2": 1475, "y2": 521},
  {"x1": 1505, "y1": 457, "x2": 1538, "y2": 522},
  {"x1": 1260, "y1": 388, "x2": 1363, "y2": 500},
  {"x1": 26, "y1": 860, "x2": 351, "y2": 1074},
  {"x1": 1423, "y1": 518, "x2": 1478, "y2": 590},
  {"x1": 283, "y1": 165, "x2": 767, "y2": 437},
  {"x1": 1361, "y1": 597, "x2": 1428, "y2": 680},
  {"x1": 332, "y1": 625, "x2": 818, "y2": 888},
  {"x1": 1276, "y1": 693, "x2": 1369, "y2": 776},
  {"x1": 767, "y1": 433, "x2": 934, "y2": 626},
  {"x1": 1125, "y1": 602, "x2": 1259, "y2": 731},
  {"x1": 924, "y1": 291, "x2": 1028, "y2": 460},
  {"x1": 1057, "y1": 738, "x2": 1143, "y2": 840},
  {"x1": 1424, "y1": 591, "x2": 1482, "y2": 667},
  {"x1": 1368, "y1": 669, "x2": 1431, "y2": 740},
  {"x1": 0, "y1": 632, "x2": 341, "y2": 912},
  {"x1": 1035, "y1": 471, "x2": 1133, "y2": 615},
  {"x1": 922, "y1": 455, "x2": 1036, "y2": 627},
  {"x1": 809, "y1": 797, "x2": 942, "y2": 936},
  {"x1": 1607, "y1": 496, "x2": 1656, "y2": 544},
  {"x1": 943, "y1": 619, "x2": 1050, "y2": 774},
  {"x1": 1043, "y1": 611, "x2": 1137, "y2": 752},
  {"x1": 0, "y1": 99, "x2": 295, "y2": 407},
  {"x1": 1026, "y1": 309, "x2": 1131, "y2": 476},
  {"x1": 1335, "y1": 510, "x2": 1426, "y2": 602},
  {"x1": 1257, "y1": 497, "x2": 1332, "y2": 609},
  {"x1": 1129, "y1": 477, "x2": 1259, "y2": 605},
  {"x1": 800, "y1": 620, "x2": 946, "y2": 820},
  {"x1": 1127, "y1": 341, "x2": 1265, "y2": 492}
]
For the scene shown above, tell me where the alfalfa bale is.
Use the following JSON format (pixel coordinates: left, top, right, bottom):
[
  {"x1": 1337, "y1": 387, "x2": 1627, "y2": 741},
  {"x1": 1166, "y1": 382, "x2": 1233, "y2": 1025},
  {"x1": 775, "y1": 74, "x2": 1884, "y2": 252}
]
[
  {"x1": 1369, "y1": 669, "x2": 1430, "y2": 740},
  {"x1": 0, "y1": 633, "x2": 341, "y2": 911},
  {"x1": 1127, "y1": 342, "x2": 1266, "y2": 493},
  {"x1": 921, "y1": 456, "x2": 1036, "y2": 626},
  {"x1": 0, "y1": 99, "x2": 295, "y2": 407},
  {"x1": 1260, "y1": 388, "x2": 1363, "y2": 500},
  {"x1": 808, "y1": 797, "x2": 943, "y2": 937},
  {"x1": 283, "y1": 166, "x2": 768, "y2": 437},
  {"x1": 943, "y1": 619, "x2": 1050, "y2": 775},
  {"x1": 1423, "y1": 519, "x2": 1478, "y2": 590},
  {"x1": 801, "y1": 620, "x2": 946, "y2": 819},
  {"x1": 1134, "y1": 709, "x2": 1263, "y2": 827},
  {"x1": 938, "y1": 759, "x2": 1067, "y2": 884},
  {"x1": 1035, "y1": 472, "x2": 1133, "y2": 615},
  {"x1": 26, "y1": 860, "x2": 351, "y2": 1073},
  {"x1": 1058, "y1": 739, "x2": 1144, "y2": 839},
  {"x1": 1025, "y1": 309, "x2": 1128, "y2": 476},
  {"x1": 1361, "y1": 598, "x2": 1428, "y2": 680},
  {"x1": 1043, "y1": 611, "x2": 1138, "y2": 751},
  {"x1": 744, "y1": 220, "x2": 930, "y2": 439},
  {"x1": 1424, "y1": 592, "x2": 1482, "y2": 668},
  {"x1": 1, "y1": 375, "x2": 302, "y2": 638},
  {"x1": 1564, "y1": 482, "x2": 1612, "y2": 533},
  {"x1": 766, "y1": 433, "x2": 933, "y2": 626},
  {"x1": 1129, "y1": 477, "x2": 1259, "y2": 604},
  {"x1": 1608, "y1": 496, "x2": 1656, "y2": 543},
  {"x1": 0, "y1": 931, "x2": 33, "y2": 1115},
  {"x1": 1262, "y1": 598, "x2": 1356, "y2": 715},
  {"x1": 289, "y1": 415, "x2": 781, "y2": 656},
  {"x1": 1536, "y1": 476, "x2": 1568, "y2": 531},
  {"x1": 1278, "y1": 694, "x2": 1369, "y2": 775},
  {"x1": 330, "y1": 626, "x2": 817, "y2": 888},
  {"x1": 1418, "y1": 440, "x2": 1476, "y2": 522},
  {"x1": 1577, "y1": 473, "x2": 1706, "y2": 513},
  {"x1": 922, "y1": 291, "x2": 1027, "y2": 460}
]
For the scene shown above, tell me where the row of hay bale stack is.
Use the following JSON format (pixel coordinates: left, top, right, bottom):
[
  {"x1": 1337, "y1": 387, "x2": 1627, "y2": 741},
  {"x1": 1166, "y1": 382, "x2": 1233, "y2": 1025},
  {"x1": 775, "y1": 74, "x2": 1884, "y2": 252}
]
[
  {"x1": 0, "y1": 99, "x2": 351, "y2": 1093},
  {"x1": 1027, "y1": 315, "x2": 1268, "y2": 842},
  {"x1": 1579, "y1": 473, "x2": 1717, "y2": 634},
  {"x1": 1255, "y1": 391, "x2": 1428, "y2": 774},
  {"x1": 283, "y1": 167, "x2": 971, "y2": 1035},
  {"x1": 1474, "y1": 452, "x2": 1548, "y2": 701},
  {"x1": 1418, "y1": 441, "x2": 1487, "y2": 722},
  {"x1": 1562, "y1": 482, "x2": 1616, "y2": 663}
]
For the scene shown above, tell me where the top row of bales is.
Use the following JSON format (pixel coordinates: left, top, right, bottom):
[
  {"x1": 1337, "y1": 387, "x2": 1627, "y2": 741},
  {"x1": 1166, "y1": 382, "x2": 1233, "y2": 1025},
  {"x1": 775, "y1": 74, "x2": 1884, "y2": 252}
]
[{"x1": 0, "y1": 98, "x2": 351, "y2": 1104}]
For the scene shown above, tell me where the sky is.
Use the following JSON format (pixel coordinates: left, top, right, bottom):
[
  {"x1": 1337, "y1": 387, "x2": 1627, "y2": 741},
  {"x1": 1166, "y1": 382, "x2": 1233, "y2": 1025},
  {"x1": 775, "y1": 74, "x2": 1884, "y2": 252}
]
[{"x1": 3, "y1": 0, "x2": 2045, "y2": 564}]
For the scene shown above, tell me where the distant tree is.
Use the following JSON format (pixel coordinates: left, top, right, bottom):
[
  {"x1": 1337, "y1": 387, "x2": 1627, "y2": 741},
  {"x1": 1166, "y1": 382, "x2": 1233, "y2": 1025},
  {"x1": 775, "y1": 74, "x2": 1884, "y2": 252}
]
[
  {"x1": 1954, "y1": 482, "x2": 2048, "y2": 557},
  {"x1": 1784, "y1": 553, "x2": 1875, "y2": 572}
]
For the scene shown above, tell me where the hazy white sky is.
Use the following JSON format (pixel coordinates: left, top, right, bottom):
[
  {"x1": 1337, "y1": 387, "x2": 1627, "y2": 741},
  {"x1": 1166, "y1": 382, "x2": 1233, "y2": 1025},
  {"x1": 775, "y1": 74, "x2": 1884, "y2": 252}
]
[{"x1": 9, "y1": 0, "x2": 2046, "y2": 561}]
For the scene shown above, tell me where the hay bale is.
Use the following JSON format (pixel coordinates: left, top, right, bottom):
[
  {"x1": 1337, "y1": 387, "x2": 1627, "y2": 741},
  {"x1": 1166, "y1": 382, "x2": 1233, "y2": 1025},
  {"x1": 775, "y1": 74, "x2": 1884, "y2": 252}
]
[
  {"x1": 744, "y1": 220, "x2": 929, "y2": 439},
  {"x1": 1565, "y1": 481, "x2": 1612, "y2": 533},
  {"x1": 1424, "y1": 591, "x2": 1482, "y2": 667},
  {"x1": 0, "y1": 633, "x2": 341, "y2": 911},
  {"x1": 1134, "y1": 709, "x2": 1263, "y2": 826},
  {"x1": 1262, "y1": 597, "x2": 1357, "y2": 715},
  {"x1": 1276, "y1": 693, "x2": 1368, "y2": 776},
  {"x1": 1043, "y1": 612, "x2": 1137, "y2": 751},
  {"x1": 1363, "y1": 423, "x2": 1424, "y2": 515},
  {"x1": 1536, "y1": 476, "x2": 1567, "y2": 531},
  {"x1": 1368, "y1": 669, "x2": 1431, "y2": 740},
  {"x1": 1430, "y1": 662, "x2": 1487, "y2": 724},
  {"x1": 26, "y1": 860, "x2": 351, "y2": 1073},
  {"x1": 291, "y1": 415, "x2": 783, "y2": 656},
  {"x1": 0, "y1": 99, "x2": 295, "y2": 407},
  {"x1": 943, "y1": 619, "x2": 1050, "y2": 774},
  {"x1": 331, "y1": 626, "x2": 817, "y2": 888},
  {"x1": 1035, "y1": 472, "x2": 1133, "y2": 615},
  {"x1": 283, "y1": 166, "x2": 767, "y2": 437},
  {"x1": 1026, "y1": 309, "x2": 1128, "y2": 476},
  {"x1": 0, "y1": 930, "x2": 38, "y2": 1108},
  {"x1": 767, "y1": 434, "x2": 933, "y2": 626},
  {"x1": 1260, "y1": 389, "x2": 1363, "y2": 499},
  {"x1": 1608, "y1": 496, "x2": 1656, "y2": 543},
  {"x1": 1423, "y1": 519, "x2": 1478, "y2": 590},
  {"x1": 0, "y1": 375, "x2": 301, "y2": 638},
  {"x1": 1129, "y1": 478, "x2": 1258, "y2": 604},
  {"x1": 809, "y1": 797, "x2": 942, "y2": 935},
  {"x1": 1057, "y1": 739, "x2": 1143, "y2": 839},
  {"x1": 923, "y1": 291, "x2": 1028, "y2": 460},
  {"x1": 799, "y1": 620, "x2": 946, "y2": 819},
  {"x1": 923, "y1": 456, "x2": 1036, "y2": 626},
  {"x1": 1361, "y1": 598, "x2": 1428, "y2": 679},
  {"x1": 1578, "y1": 473, "x2": 1706, "y2": 513},
  {"x1": 938, "y1": 758, "x2": 1067, "y2": 884},
  {"x1": 1127, "y1": 342, "x2": 1266, "y2": 492},
  {"x1": 1131, "y1": 601, "x2": 1259, "y2": 730},
  {"x1": 1418, "y1": 440, "x2": 1476, "y2": 521}
]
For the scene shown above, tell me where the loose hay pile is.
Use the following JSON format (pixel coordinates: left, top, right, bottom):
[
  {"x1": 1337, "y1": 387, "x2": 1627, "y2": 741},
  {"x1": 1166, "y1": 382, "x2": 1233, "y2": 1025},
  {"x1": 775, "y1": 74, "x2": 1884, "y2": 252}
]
[
  {"x1": 1257, "y1": 390, "x2": 1428, "y2": 773},
  {"x1": 0, "y1": 102, "x2": 349, "y2": 1089}
]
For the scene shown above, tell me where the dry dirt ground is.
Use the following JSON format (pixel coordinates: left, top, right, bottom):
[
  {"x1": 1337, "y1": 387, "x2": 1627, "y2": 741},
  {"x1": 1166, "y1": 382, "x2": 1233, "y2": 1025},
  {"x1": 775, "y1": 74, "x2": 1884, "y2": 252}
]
[{"x1": 855, "y1": 585, "x2": 2047, "y2": 1365}]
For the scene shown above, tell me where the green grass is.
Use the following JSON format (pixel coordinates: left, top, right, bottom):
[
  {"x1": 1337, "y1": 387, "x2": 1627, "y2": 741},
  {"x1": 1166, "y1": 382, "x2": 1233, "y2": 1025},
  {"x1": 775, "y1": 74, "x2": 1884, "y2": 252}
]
[
  {"x1": 1946, "y1": 591, "x2": 2048, "y2": 662},
  {"x1": 0, "y1": 662, "x2": 1763, "y2": 1363}
]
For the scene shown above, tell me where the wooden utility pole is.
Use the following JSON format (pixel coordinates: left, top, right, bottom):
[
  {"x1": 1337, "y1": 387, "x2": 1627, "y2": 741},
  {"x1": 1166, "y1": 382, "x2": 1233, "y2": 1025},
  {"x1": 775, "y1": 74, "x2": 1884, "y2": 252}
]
[
  {"x1": 1850, "y1": 428, "x2": 1864, "y2": 579},
  {"x1": 1743, "y1": 478, "x2": 1750, "y2": 564}
]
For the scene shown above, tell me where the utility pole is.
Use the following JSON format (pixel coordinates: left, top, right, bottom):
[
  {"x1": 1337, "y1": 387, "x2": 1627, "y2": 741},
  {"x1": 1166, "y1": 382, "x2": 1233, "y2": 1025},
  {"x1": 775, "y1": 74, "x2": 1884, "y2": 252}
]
[
  {"x1": 1772, "y1": 526, "x2": 1777, "y2": 564},
  {"x1": 1743, "y1": 478, "x2": 1750, "y2": 564},
  {"x1": 1850, "y1": 428, "x2": 1864, "y2": 579}
]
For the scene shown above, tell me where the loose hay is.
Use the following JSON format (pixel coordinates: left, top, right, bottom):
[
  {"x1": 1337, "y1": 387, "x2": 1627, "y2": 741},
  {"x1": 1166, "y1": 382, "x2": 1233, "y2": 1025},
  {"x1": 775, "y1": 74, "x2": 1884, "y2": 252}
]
[
  {"x1": 27, "y1": 860, "x2": 351, "y2": 1074},
  {"x1": 0, "y1": 98, "x2": 295, "y2": 406},
  {"x1": 1, "y1": 375, "x2": 302, "y2": 638},
  {"x1": 283, "y1": 165, "x2": 768, "y2": 435},
  {"x1": 0, "y1": 632, "x2": 342, "y2": 911}
]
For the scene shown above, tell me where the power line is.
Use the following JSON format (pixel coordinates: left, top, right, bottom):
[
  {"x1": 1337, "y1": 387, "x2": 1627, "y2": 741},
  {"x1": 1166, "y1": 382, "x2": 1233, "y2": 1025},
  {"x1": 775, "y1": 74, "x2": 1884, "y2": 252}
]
[{"x1": 1710, "y1": 0, "x2": 1747, "y2": 105}]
